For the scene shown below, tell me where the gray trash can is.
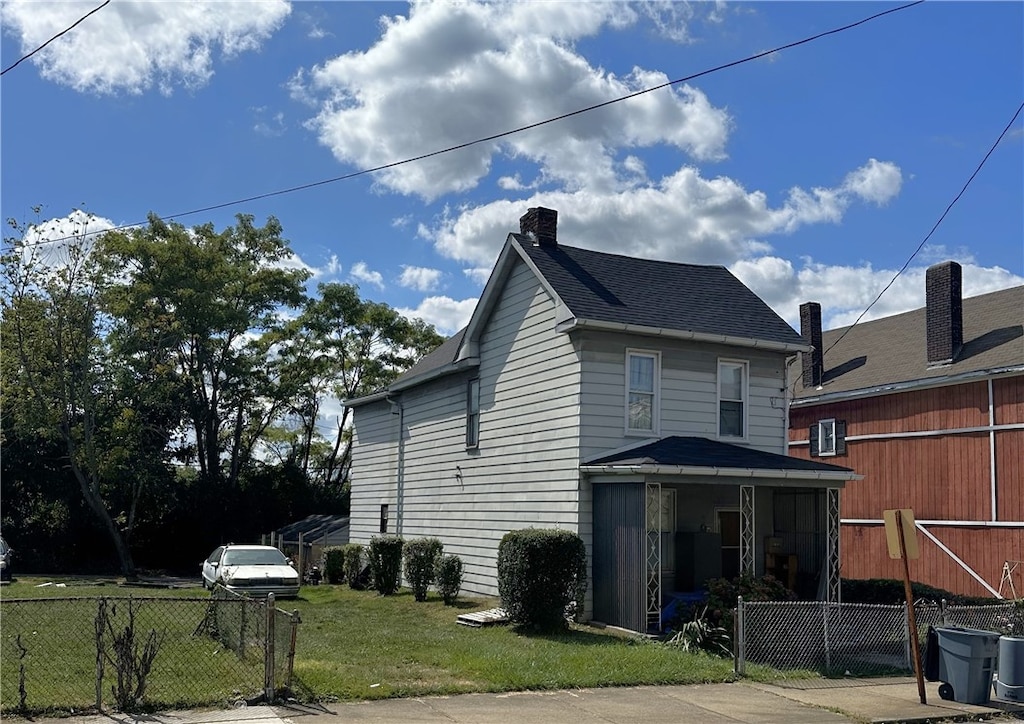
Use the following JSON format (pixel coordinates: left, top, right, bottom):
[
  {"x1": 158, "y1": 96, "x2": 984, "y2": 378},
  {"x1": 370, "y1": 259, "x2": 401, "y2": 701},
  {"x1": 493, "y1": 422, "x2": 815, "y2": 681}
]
[
  {"x1": 995, "y1": 635, "x2": 1024, "y2": 701},
  {"x1": 934, "y1": 626, "x2": 1000, "y2": 704}
]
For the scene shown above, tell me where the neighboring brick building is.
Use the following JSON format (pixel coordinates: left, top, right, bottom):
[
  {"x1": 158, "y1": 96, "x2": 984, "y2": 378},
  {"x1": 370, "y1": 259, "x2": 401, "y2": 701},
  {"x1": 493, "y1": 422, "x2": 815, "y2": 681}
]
[{"x1": 789, "y1": 262, "x2": 1024, "y2": 598}]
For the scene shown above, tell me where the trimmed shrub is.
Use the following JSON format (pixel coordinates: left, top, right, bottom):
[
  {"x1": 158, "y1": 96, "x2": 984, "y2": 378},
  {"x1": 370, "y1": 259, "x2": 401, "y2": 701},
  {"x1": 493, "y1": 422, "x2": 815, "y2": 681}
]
[
  {"x1": 403, "y1": 537, "x2": 444, "y2": 602},
  {"x1": 368, "y1": 535, "x2": 404, "y2": 595},
  {"x1": 497, "y1": 528, "x2": 587, "y2": 632},
  {"x1": 322, "y1": 546, "x2": 346, "y2": 584},
  {"x1": 435, "y1": 554, "x2": 463, "y2": 606},
  {"x1": 705, "y1": 573, "x2": 795, "y2": 635},
  {"x1": 341, "y1": 543, "x2": 365, "y2": 590}
]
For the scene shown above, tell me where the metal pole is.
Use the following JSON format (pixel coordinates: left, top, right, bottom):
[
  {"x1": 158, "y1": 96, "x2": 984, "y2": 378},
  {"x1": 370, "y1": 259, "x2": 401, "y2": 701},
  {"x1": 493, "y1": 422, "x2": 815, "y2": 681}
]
[
  {"x1": 298, "y1": 532, "x2": 305, "y2": 583},
  {"x1": 823, "y1": 602, "x2": 832, "y2": 672},
  {"x1": 265, "y1": 593, "x2": 276, "y2": 702}
]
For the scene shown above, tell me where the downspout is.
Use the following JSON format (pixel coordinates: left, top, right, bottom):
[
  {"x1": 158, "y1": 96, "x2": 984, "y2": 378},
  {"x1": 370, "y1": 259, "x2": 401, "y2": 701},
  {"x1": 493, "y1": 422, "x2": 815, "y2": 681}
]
[{"x1": 388, "y1": 395, "x2": 405, "y2": 536}]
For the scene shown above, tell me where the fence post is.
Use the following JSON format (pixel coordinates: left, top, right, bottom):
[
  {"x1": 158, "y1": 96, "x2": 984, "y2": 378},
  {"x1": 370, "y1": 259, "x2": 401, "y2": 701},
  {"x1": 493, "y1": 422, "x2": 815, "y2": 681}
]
[
  {"x1": 298, "y1": 532, "x2": 305, "y2": 581},
  {"x1": 265, "y1": 593, "x2": 276, "y2": 702},
  {"x1": 941, "y1": 598, "x2": 947, "y2": 626},
  {"x1": 287, "y1": 609, "x2": 301, "y2": 688},
  {"x1": 735, "y1": 596, "x2": 745, "y2": 676},
  {"x1": 94, "y1": 598, "x2": 106, "y2": 710},
  {"x1": 823, "y1": 601, "x2": 832, "y2": 672}
]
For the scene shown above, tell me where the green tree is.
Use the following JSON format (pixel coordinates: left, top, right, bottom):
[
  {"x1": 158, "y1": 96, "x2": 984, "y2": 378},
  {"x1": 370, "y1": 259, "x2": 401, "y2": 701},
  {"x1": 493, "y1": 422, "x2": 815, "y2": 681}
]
[
  {"x1": 275, "y1": 282, "x2": 444, "y2": 489},
  {"x1": 98, "y1": 214, "x2": 311, "y2": 491},
  {"x1": 1, "y1": 212, "x2": 173, "y2": 577}
]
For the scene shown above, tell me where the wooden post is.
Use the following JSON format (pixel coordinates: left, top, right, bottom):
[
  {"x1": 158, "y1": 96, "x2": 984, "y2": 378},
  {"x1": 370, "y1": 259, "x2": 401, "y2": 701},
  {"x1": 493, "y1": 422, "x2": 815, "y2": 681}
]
[
  {"x1": 297, "y1": 532, "x2": 305, "y2": 583},
  {"x1": 897, "y1": 510, "x2": 927, "y2": 705}
]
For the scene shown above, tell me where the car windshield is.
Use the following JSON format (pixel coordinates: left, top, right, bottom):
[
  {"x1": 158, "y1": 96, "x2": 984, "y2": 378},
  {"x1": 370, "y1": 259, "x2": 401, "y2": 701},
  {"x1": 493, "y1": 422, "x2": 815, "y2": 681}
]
[{"x1": 222, "y1": 549, "x2": 288, "y2": 566}]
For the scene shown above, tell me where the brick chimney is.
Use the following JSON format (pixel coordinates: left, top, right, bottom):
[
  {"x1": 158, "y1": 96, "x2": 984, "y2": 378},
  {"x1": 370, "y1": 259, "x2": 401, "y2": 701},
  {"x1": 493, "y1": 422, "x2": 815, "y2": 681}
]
[
  {"x1": 926, "y1": 261, "x2": 963, "y2": 365},
  {"x1": 800, "y1": 301, "x2": 823, "y2": 388},
  {"x1": 519, "y1": 207, "x2": 557, "y2": 247}
]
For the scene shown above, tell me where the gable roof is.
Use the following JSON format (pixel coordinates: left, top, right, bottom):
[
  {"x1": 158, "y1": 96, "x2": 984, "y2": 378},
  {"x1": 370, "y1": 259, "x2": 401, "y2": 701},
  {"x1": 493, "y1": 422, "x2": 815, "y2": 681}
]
[
  {"x1": 516, "y1": 238, "x2": 804, "y2": 348},
  {"x1": 794, "y1": 285, "x2": 1024, "y2": 403},
  {"x1": 582, "y1": 435, "x2": 857, "y2": 481},
  {"x1": 349, "y1": 225, "x2": 806, "y2": 406}
]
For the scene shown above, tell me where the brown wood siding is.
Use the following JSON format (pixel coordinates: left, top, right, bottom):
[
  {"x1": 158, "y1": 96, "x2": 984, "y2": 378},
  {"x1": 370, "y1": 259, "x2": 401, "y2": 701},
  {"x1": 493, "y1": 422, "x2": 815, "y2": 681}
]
[
  {"x1": 997, "y1": 429, "x2": 1024, "y2": 521},
  {"x1": 995, "y1": 376, "x2": 1024, "y2": 425},
  {"x1": 790, "y1": 381, "x2": 990, "y2": 441},
  {"x1": 842, "y1": 523, "x2": 1024, "y2": 598},
  {"x1": 830, "y1": 434, "x2": 990, "y2": 520}
]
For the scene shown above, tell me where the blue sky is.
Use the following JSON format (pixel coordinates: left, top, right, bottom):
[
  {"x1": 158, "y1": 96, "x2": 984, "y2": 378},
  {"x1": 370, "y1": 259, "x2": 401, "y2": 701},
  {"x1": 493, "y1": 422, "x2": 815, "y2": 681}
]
[{"x1": 3, "y1": 1, "x2": 1022, "y2": 337}]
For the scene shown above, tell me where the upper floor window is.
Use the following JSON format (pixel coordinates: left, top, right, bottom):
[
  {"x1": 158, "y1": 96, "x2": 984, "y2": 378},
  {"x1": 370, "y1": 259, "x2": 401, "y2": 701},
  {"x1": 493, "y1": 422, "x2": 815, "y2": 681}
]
[
  {"x1": 811, "y1": 418, "x2": 846, "y2": 457},
  {"x1": 466, "y1": 378, "x2": 480, "y2": 448},
  {"x1": 718, "y1": 360, "x2": 747, "y2": 439},
  {"x1": 626, "y1": 350, "x2": 660, "y2": 434}
]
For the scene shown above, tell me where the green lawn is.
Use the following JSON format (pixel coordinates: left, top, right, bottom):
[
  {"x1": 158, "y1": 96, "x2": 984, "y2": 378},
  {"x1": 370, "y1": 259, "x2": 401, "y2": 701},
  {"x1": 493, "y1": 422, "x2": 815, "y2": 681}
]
[{"x1": 1, "y1": 575, "x2": 753, "y2": 715}]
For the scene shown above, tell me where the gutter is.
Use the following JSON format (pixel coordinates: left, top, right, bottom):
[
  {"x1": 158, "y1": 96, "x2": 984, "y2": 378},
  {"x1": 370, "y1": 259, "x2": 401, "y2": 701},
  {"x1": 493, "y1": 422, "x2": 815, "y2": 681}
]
[
  {"x1": 792, "y1": 365, "x2": 1024, "y2": 407},
  {"x1": 557, "y1": 318, "x2": 810, "y2": 354},
  {"x1": 345, "y1": 357, "x2": 480, "y2": 407},
  {"x1": 578, "y1": 463, "x2": 861, "y2": 482}
]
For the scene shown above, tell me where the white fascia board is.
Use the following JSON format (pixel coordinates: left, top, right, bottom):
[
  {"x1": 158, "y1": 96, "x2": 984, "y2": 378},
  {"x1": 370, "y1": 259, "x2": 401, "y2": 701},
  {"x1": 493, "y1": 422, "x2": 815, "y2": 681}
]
[
  {"x1": 792, "y1": 365, "x2": 1024, "y2": 407},
  {"x1": 342, "y1": 390, "x2": 390, "y2": 408},
  {"x1": 578, "y1": 463, "x2": 860, "y2": 482},
  {"x1": 387, "y1": 356, "x2": 479, "y2": 393},
  {"x1": 558, "y1": 318, "x2": 810, "y2": 354}
]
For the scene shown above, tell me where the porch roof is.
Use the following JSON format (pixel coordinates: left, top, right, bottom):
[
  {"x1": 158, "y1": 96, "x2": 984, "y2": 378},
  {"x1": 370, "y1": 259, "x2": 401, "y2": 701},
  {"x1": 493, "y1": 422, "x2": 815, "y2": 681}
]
[{"x1": 581, "y1": 436, "x2": 859, "y2": 482}]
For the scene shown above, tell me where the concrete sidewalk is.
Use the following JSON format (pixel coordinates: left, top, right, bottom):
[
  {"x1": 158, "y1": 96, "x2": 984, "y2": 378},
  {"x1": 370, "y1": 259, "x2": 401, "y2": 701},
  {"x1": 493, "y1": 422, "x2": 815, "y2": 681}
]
[{"x1": 16, "y1": 679, "x2": 1024, "y2": 724}]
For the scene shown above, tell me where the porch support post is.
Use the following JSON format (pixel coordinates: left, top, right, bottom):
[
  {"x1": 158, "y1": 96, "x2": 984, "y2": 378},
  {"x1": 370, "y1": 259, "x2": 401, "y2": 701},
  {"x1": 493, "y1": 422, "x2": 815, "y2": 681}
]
[
  {"x1": 645, "y1": 482, "x2": 662, "y2": 632},
  {"x1": 740, "y1": 485, "x2": 754, "y2": 577},
  {"x1": 826, "y1": 488, "x2": 841, "y2": 603}
]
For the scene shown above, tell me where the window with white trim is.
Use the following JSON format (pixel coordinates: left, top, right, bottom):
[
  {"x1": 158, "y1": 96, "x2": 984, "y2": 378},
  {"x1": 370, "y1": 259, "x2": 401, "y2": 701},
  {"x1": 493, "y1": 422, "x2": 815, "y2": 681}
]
[
  {"x1": 626, "y1": 350, "x2": 659, "y2": 433},
  {"x1": 466, "y1": 378, "x2": 480, "y2": 448},
  {"x1": 810, "y1": 418, "x2": 847, "y2": 457},
  {"x1": 718, "y1": 360, "x2": 747, "y2": 439}
]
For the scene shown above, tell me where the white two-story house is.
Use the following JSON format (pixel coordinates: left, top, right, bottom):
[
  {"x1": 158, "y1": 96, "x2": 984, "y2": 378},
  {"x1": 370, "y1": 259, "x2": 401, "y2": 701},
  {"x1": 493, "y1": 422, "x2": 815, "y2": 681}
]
[{"x1": 346, "y1": 207, "x2": 859, "y2": 633}]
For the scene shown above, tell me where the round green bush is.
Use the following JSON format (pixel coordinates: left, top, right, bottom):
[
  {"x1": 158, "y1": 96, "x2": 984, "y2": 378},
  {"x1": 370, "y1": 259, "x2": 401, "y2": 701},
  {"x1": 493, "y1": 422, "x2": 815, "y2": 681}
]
[
  {"x1": 497, "y1": 528, "x2": 587, "y2": 632},
  {"x1": 435, "y1": 554, "x2": 463, "y2": 606},
  {"x1": 368, "y1": 535, "x2": 404, "y2": 595},
  {"x1": 403, "y1": 537, "x2": 443, "y2": 602}
]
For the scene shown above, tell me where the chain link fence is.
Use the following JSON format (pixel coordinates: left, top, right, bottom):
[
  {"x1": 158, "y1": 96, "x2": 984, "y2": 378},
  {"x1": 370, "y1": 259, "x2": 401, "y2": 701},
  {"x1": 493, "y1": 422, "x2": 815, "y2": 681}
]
[
  {"x1": 736, "y1": 597, "x2": 1024, "y2": 678},
  {"x1": 0, "y1": 589, "x2": 300, "y2": 717}
]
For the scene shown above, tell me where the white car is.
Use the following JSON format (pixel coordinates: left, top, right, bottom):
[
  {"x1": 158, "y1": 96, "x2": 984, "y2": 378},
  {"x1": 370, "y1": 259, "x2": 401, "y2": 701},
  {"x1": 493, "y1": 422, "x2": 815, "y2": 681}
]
[{"x1": 202, "y1": 544, "x2": 300, "y2": 598}]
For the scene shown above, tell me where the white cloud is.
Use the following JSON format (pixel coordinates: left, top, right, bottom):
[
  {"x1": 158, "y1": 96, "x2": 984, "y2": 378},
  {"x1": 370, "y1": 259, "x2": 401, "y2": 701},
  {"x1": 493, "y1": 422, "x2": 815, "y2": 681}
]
[
  {"x1": 350, "y1": 261, "x2": 384, "y2": 289},
  {"x1": 0, "y1": 0, "x2": 291, "y2": 95},
  {"x1": 391, "y1": 214, "x2": 414, "y2": 229},
  {"x1": 252, "y1": 107, "x2": 286, "y2": 137},
  {"x1": 398, "y1": 265, "x2": 443, "y2": 292},
  {"x1": 423, "y1": 158, "x2": 904, "y2": 267},
  {"x1": 730, "y1": 256, "x2": 1024, "y2": 331},
  {"x1": 16, "y1": 210, "x2": 117, "y2": 278},
  {"x1": 397, "y1": 296, "x2": 478, "y2": 336},
  {"x1": 298, "y1": 1, "x2": 730, "y2": 200},
  {"x1": 841, "y1": 158, "x2": 903, "y2": 205},
  {"x1": 463, "y1": 268, "x2": 492, "y2": 285}
]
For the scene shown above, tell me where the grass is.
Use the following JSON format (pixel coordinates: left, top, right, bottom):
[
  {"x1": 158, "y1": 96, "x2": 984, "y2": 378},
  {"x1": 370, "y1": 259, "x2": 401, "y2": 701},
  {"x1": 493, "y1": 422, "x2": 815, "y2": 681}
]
[{"x1": 1, "y1": 575, "x2": 743, "y2": 715}]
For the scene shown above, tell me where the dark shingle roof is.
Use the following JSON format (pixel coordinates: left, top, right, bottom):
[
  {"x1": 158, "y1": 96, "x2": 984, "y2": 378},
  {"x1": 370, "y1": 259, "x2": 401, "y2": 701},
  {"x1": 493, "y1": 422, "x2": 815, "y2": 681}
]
[
  {"x1": 390, "y1": 326, "x2": 467, "y2": 387},
  {"x1": 794, "y1": 285, "x2": 1023, "y2": 400},
  {"x1": 517, "y1": 239, "x2": 803, "y2": 346},
  {"x1": 587, "y1": 435, "x2": 853, "y2": 472}
]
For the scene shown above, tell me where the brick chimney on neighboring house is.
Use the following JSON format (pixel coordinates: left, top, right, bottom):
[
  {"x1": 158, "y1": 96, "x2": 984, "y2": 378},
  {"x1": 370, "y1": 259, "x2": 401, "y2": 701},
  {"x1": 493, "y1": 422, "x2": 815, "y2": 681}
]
[
  {"x1": 926, "y1": 261, "x2": 963, "y2": 366},
  {"x1": 520, "y1": 207, "x2": 558, "y2": 247},
  {"x1": 799, "y1": 301, "x2": 824, "y2": 388}
]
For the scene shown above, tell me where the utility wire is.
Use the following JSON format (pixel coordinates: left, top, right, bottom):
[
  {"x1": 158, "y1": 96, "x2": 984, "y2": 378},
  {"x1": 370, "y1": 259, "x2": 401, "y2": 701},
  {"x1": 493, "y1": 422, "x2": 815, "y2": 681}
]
[
  {"x1": 16, "y1": 0, "x2": 924, "y2": 247},
  {"x1": 1, "y1": 0, "x2": 111, "y2": 76},
  {"x1": 820, "y1": 99, "x2": 1024, "y2": 359}
]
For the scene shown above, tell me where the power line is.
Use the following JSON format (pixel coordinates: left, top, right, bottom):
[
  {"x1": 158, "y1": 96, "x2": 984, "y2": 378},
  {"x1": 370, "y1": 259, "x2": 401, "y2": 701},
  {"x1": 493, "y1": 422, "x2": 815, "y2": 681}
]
[
  {"x1": 1, "y1": 0, "x2": 111, "y2": 77},
  {"x1": 16, "y1": 0, "x2": 924, "y2": 248},
  {"x1": 821, "y1": 99, "x2": 1024, "y2": 359}
]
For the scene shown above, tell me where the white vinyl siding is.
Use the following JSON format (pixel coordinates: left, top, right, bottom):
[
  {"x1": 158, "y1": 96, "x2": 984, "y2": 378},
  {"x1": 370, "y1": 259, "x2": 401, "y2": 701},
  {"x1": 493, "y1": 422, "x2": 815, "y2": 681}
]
[
  {"x1": 349, "y1": 257, "x2": 583, "y2": 597},
  {"x1": 578, "y1": 333, "x2": 789, "y2": 458}
]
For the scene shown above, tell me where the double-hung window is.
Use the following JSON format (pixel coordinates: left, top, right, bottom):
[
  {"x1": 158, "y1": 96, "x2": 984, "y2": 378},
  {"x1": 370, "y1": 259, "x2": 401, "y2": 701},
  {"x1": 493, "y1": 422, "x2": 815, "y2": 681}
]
[
  {"x1": 718, "y1": 360, "x2": 747, "y2": 439},
  {"x1": 626, "y1": 350, "x2": 659, "y2": 434},
  {"x1": 466, "y1": 378, "x2": 480, "y2": 448}
]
